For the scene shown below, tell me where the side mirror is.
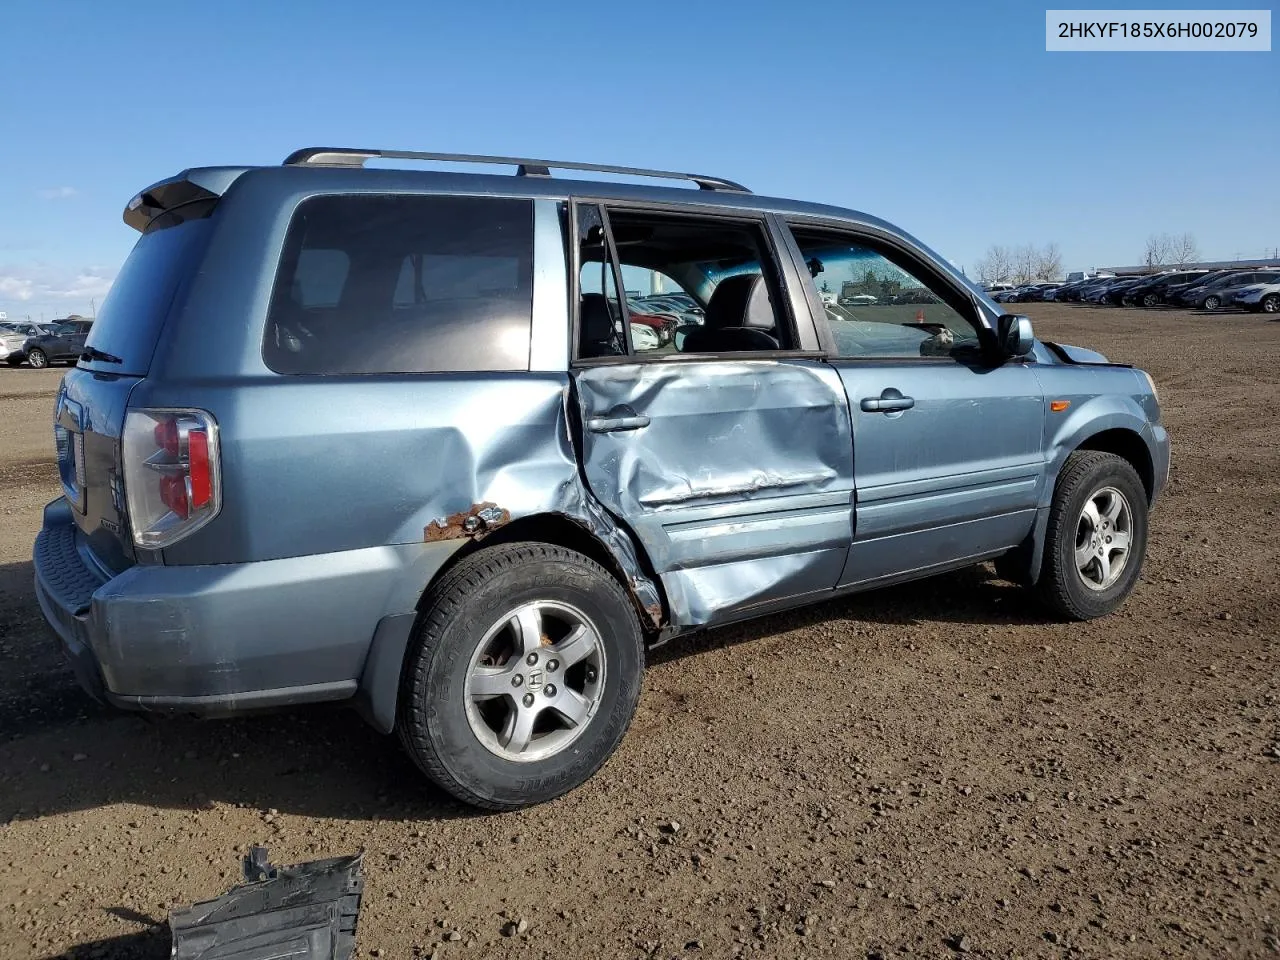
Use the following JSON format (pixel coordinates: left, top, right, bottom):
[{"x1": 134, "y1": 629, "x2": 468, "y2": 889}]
[{"x1": 997, "y1": 314, "x2": 1035, "y2": 357}]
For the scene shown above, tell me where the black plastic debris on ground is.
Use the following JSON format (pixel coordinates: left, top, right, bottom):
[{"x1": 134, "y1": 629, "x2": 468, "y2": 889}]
[{"x1": 169, "y1": 846, "x2": 364, "y2": 959}]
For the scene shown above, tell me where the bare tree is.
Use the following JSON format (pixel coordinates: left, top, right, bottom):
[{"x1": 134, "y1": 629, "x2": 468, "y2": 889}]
[
  {"x1": 1012, "y1": 244, "x2": 1039, "y2": 285},
  {"x1": 1144, "y1": 234, "x2": 1173, "y2": 272},
  {"x1": 979, "y1": 241, "x2": 1064, "y2": 284},
  {"x1": 1034, "y1": 242, "x2": 1063, "y2": 281},
  {"x1": 1169, "y1": 232, "x2": 1200, "y2": 267},
  {"x1": 975, "y1": 245, "x2": 1013, "y2": 285}
]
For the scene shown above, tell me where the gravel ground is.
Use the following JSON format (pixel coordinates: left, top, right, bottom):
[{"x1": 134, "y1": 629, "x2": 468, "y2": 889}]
[{"x1": 0, "y1": 304, "x2": 1277, "y2": 960}]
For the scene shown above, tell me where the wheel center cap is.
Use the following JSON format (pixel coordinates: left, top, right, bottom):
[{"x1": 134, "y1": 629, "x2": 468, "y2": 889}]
[{"x1": 525, "y1": 669, "x2": 544, "y2": 694}]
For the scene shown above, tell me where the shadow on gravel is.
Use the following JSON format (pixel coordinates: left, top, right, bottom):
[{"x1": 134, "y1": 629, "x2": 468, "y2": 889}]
[
  {"x1": 0, "y1": 560, "x2": 1045, "y2": 826},
  {"x1": 38, "y1": 920, "x2": 169, "y2": 960},
  {"x1": 649, "y1": 563, "x2": 1054, "y2": 666},
  {"x1": 0, "y1": 558, "x2": 483, "y2": 826}
]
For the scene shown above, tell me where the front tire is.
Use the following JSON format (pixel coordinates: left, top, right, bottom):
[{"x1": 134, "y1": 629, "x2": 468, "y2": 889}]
[
  {"x1": 26, "y1": 348, "x2": 48, "y2": 369},
  {"x1": 1202, "y1": 295, "x2": 1221, "y2": 311},
  {"x1": 398, "y1": 542, "x2": 644, "y2": 810},
  {"x1": 1036, "y1": 451, "x2": 1149, "y2": 620},
  {"x1": 1262, "y1": 294, "x2": 1279, "y2": 314}
]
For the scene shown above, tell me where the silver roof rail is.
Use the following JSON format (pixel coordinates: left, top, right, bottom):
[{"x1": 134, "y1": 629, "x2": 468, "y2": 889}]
[{"x1": 282, "y1": 147, "x2": 751, "y2": 193}]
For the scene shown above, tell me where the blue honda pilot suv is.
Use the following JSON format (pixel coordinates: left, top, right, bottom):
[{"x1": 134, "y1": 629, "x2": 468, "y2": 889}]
[{"x1": 33, "y1": 148, "x2": 1170, "y2": 809}]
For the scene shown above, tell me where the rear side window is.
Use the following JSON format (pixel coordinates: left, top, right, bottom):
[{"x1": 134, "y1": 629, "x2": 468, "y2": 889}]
[
  {"x1": 264, "y1": 195, "x2": 534, "y2": 375},
  {"x1": 82, "y1": 218, "x2": 213, "y2": 375}
]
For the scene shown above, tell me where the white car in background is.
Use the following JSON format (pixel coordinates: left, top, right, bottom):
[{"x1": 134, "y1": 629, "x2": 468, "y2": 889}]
[
  {"x1": 1233, "y1": 282, "x2": 1280, "y2": 314},
  {"x1": 629, "y1": 322, "x2": 661, "y2": 350}
]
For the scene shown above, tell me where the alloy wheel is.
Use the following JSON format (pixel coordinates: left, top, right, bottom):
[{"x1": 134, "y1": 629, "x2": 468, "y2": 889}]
[
  {"x1": 464, "y1": 600, "x2": 606, "y2": 763},
  {"x1": 1074, "y1": 486, "x2": 1133, "y2": 591}
]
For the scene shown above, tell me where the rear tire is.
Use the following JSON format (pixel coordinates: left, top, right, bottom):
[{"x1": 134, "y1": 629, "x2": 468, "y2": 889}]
[
  {"x1": 1036, "y1": 451, "x2": 1148, "y2": 620},
  {"x1": 1262, "y1": 294, "x2": 1279, "y2": 314},
  {"x1": 397, "y1": 542, "x2": 644, "y2": 810},
  {"x1": 27, "y1": 348, "x2": 47, "y2": 369}
]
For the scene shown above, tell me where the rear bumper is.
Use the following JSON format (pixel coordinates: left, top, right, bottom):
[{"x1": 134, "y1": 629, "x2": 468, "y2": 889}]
[{"x1": 33, "y1": 498, "x2": 461, "y2": 716}]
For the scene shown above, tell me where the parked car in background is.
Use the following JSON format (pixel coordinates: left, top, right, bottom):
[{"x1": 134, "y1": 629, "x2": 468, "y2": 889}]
[
  {"x1": 1233, "y1": 282, "x2": 1280, "y2": 314},
  {"x1": 1090, "y1": 276, "x2": 1147, "y2": 305},
  {"x1": 22, "y1": 319, "x2": 94, "y2": 367},
  {"x1": 0, "y1": 324, "x2": 36, "y2": 366},
  {"x1": 1, "y1": 320, "x2": 49, "y2": 337},
  {"x1": 1021, "y1": 282, "x2": 1063, "y2": 302},
  {"x1": 1161, "y1": 270, "x2": 1238, "y2": 305},
  {"x1": 1045, "y1": 279, "x2": 1088, "y2": 301},
  {"x1": 1067, "y1": 277, "x2": 1114, "y2": 302},
  {"x1": 1178, "y1": 270, "x2": 1280, "y2": 310},
  {"x1": 628, "y1": 321, "x2": 661, "y2": 350},
  {"x1": 1121, "y1": 271, "x2": 1209, "y2": 307},
  {"x1": 1081, "y1": 276, "x2": 1135, "y2": 304},
  {"x1": 993, "y1": 286, "x2": 1034, "y2": 303}
]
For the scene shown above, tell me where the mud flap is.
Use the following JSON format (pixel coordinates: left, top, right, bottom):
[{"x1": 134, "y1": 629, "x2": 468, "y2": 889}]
[{"x1": 169, "y1": 846, "x2": 364, "y2": 959}]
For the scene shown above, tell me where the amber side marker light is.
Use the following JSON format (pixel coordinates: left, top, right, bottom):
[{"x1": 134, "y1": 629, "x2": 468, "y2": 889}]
[{"x1": 1050, "y1": 400, "x2": 1071, "y2": 413}]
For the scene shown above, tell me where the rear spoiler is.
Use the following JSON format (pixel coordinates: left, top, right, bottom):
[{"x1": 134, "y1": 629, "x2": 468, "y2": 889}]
[{"x1": 123, "y1": 167, "x2": 248, "y2": 232}]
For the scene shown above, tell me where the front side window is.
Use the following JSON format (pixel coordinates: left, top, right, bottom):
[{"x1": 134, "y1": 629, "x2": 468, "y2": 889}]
[
  {"x1": 265, "y1": 194, "x2": 534, "y2": 375},
  {"x1": 792, "y1": 230, "x2": 981, "y2": 361},
  {"x1": 575, "y1": 207, "x2": 790, "y2": 360}
]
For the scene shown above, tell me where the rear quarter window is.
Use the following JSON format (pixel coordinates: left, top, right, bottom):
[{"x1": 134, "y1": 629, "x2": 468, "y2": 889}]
[
  {"x1": 82, "y1": 218, "x2": 214, "y2": 375},
  {"x1": 264, "y1": 194, "x2": 535, "y2": 375}
]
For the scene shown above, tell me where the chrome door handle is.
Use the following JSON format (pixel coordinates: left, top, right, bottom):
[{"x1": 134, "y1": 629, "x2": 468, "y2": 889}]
[
  {"x1": 860, "y1": 389, "x2": 915, "y2": 413},
  {"x1": 587, "y1": 414, "x2": 651, "y2": 433}
]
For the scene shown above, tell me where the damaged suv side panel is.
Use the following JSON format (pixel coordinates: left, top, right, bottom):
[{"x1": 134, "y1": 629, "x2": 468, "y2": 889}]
[{"x1": 574, "y1": 359, "x2": 854, "y2": 626}]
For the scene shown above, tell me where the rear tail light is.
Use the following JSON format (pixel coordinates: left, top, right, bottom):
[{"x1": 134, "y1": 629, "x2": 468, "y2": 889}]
[{"x1": 122, "y1": 409, "x2": 221, "y2": 548}]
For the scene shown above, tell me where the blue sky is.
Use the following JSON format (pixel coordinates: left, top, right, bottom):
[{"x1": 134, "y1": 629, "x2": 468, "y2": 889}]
[{"x1": 1, "y1": 0, "x2": 1275, "y2": 322}]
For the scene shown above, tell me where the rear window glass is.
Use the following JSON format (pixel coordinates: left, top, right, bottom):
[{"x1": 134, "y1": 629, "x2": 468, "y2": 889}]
[
  {"x1": 264, "y1": 195, "x2": 534, "y2": 375},
  {"x1": 82, "y1": 218, "x2": 213, "y2": 375}
]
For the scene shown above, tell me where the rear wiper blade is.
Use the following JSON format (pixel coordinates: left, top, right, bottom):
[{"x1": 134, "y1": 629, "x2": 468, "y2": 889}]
[{"x1": 81, "y1": 346, "x2": 123, "y2": 364}]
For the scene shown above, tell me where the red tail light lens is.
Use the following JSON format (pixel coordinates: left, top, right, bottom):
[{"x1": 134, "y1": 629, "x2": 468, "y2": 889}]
[
  {"x1": 123, "y1": 409, "x2": 221, "y2": 548},
  {"x1": 154, "y1": 419, "x2": 180, "y2": 457},
  {"x1": 187, "y1": 429, "x2": 211, "y2": 508},
  {"x1": 159, "y1": 473, "x2": 189, "y2": 519}
]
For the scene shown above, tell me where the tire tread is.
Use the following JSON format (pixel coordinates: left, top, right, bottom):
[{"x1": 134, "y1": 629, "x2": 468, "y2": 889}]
[
  {"x1": 397, "y1": 541, "x2": 639, "y2": 810},
  {"x1": 1036, "y1": 450, "x2": 1146, "y2": 620}
]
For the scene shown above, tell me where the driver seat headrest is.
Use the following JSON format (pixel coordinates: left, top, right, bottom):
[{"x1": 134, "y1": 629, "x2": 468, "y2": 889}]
[{"x1": 704, "y1": 273, "x2": 775, "y2": 331}]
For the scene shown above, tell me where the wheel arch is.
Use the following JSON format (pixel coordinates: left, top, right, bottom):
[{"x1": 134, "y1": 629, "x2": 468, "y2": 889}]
[
  {"x1": 1021, "y1": 418, "x2": 1156, "y2": 588},
  {"x1": 1073, "y1": 427, "x2": 1154, "y2": 503},
  {"x1": 419, "y1": 512, "x2": 667, "y2": 628},
  {"x1": 354, "y1": 509, "x2": 667, "y2": 735}
]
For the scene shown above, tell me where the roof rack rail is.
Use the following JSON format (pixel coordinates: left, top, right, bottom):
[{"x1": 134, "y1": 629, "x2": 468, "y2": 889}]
[{"x1": 282, "y1": 147, "x2": 751, "y2": 193}]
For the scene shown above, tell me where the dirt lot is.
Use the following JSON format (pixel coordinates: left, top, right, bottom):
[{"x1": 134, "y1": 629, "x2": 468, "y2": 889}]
[{"x1": 1, "y1": 304, "x2": 1277, "y2": 960}]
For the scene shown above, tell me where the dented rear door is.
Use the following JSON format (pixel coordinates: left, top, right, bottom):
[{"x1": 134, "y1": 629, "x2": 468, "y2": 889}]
[{"x1": 573, "y1": 359, "x2": 854, "y2": 627}]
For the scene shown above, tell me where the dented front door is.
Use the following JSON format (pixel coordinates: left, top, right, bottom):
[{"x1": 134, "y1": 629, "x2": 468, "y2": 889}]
[{"x1": 573, "y1": 359, "x2": 854, "y2": 627}]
